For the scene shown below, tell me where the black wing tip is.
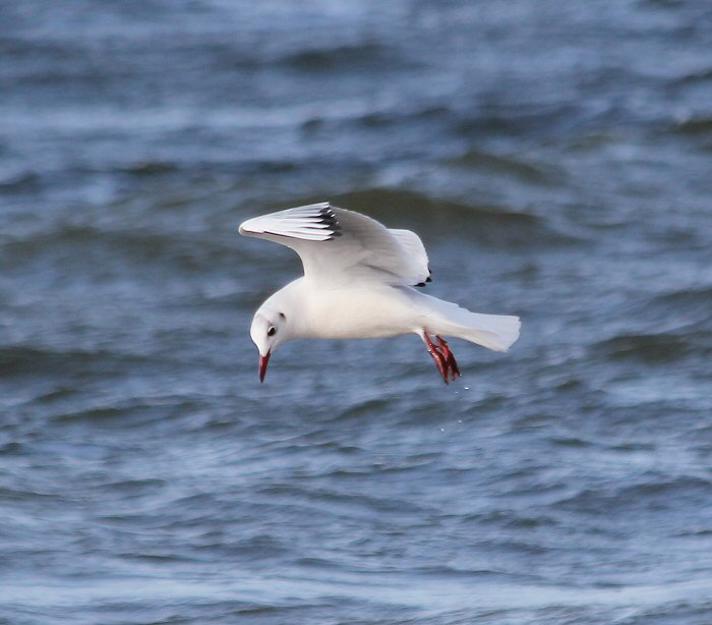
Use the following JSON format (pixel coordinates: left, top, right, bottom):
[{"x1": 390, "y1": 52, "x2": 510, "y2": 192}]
[
  {"x1": 414, "y1": 270, "x2": 432, "y2": 287},
  {"x1": 318, "y1": 204, "x2": 341, "y2": 237}
]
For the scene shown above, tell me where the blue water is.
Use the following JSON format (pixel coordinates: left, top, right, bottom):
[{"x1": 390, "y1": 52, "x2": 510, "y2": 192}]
[{"x1": 2, "y1": 2, "x2": 712, "y2": 623}]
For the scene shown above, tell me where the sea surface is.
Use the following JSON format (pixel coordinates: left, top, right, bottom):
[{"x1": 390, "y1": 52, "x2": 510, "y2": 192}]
[{"x1": 2, "y1": 2, "x2": 712, "y2": 624}]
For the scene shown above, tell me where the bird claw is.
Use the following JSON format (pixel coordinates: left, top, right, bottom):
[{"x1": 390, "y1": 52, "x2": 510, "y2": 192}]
[{"x1": 423, "y1": 332, "x2": 461, "y2": 384}]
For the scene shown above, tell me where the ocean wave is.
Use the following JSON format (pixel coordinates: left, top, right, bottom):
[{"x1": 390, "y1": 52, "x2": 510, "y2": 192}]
[
  {"x1": 0, "y1": 171, "x2": 42, "y2": 192},
  {"x1": 593, "y1": 331, "x2": 703, "y2": 364},
  {"x1": 455, "y1": 103, "x2": 582, "y2": 137},
  {"x1": 444, "y1": 148, "x2": 565, "y2": 186},
  {"x1": 321, "y1": 188, "x2": 579, "y2": 247},
  {"x1": 556, "y1": 476, "x2": 712, "y2": 513},
  {"x1": 279, "y1": 42, "x2": 403, "y2": 72},
  {"x1": 347, "y1": 105, "x2": 451, "y2": 129},
  {"x1": 1, "y1": 225, "x2": 244, "y2": 272},
  {"x1": 670, "y1": 66, "x2": 712, "y2": 86},
  {"x1": 0, "y1": 345, "x2": 142, "y2": 376},
  {"x1": 118, "y1": 161, "x2": 181, "y2": 177},
  {"x1": 671, "y1": 115, "x2": 712, "y2": 135},
  {"x1": 651, "y1": 285, "x2": 712, "y2": 311}
]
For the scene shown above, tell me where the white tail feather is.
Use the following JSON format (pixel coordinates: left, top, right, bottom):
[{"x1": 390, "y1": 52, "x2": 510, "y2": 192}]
[
  {"x1": 454, "y1": 312, "x2": 521, "y2": 352},
  {"x1": 417, "y1": 293, "x2": 521, "y2": 352}
]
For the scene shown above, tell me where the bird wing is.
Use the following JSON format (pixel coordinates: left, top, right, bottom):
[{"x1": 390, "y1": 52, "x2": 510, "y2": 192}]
[{"x1": 238, "y1": 202, "x2": 431, "y2": 287}]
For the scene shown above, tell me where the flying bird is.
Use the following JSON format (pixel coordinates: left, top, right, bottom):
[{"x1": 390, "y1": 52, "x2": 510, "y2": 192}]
[{"x1": 239, "y1": 202, "x2": 520, "y2": 384}]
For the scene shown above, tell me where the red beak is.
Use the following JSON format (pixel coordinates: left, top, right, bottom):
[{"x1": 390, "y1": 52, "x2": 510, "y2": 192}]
[{"x1": 259, "y1": 350, "x2": 271, "y2": 383}]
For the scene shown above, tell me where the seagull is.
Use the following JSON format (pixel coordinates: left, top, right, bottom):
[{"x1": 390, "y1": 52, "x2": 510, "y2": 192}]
[{"x1": 239, "y1": 202, "x2": 520, "y2": 384}]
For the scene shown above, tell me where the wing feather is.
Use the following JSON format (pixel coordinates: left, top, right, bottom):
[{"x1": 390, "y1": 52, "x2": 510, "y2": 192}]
[
  {"x1": 388, "y1": 228, "x2": 430, "y2": 286},
  {"x1": 239, "y1": 202, "x2": 431, "y2": 287},
  {"x1": 239, "y1": 202, "x2": 339, "y2": 242}
]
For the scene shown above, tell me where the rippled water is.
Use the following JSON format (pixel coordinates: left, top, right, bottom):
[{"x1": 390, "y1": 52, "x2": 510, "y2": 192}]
[{"x1": 2, "y1": 2, "x2": 712, "y2": 624}]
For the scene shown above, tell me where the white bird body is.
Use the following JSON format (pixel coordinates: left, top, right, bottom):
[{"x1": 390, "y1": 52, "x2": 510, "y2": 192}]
[
  {"x1": 239, "y1": 202, "x2": 520, "y2": 383},
  {"x1": 264, "y1": 277, "x2": 519, "y2": 346},
  {"x1": 268, "y1": 279, "x2": 418, "y2": 340}
]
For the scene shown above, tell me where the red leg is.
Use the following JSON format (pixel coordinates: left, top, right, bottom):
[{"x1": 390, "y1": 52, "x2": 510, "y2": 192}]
[
  {"x1": 421, "y1": 331, "x2": 452, "y2": 384},
  {"x1": 436, "y1": 336, "x2": 461, "y2": 381}
]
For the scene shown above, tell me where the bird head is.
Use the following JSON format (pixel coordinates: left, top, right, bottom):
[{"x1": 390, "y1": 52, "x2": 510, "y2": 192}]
[{"x1": 249, "y1": 306, "x2": 289, "y2": 382}]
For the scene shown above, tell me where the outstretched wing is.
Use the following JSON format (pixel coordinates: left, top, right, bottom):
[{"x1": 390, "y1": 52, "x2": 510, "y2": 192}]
[{"x1": 238, "y1": 202, "x2": 431, "y2": 287}]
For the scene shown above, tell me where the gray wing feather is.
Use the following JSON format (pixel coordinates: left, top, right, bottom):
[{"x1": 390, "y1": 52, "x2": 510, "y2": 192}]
[{"x1": 239, "y1": 202, "x2": 431, "y2": 287}]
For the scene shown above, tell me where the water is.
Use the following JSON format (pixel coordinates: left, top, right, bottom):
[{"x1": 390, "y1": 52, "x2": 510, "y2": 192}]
[{"x1": 2, "y1": 1, "x2": 712, "y2": 623}]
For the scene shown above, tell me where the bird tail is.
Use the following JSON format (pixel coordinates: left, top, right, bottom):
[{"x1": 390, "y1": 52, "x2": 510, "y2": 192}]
[
  {"x1": 452, "y1": 311, "x2": 521, "y2": 352},
  {"x1": 418, "y1": 293, "x2": 521, "y2": 352}
]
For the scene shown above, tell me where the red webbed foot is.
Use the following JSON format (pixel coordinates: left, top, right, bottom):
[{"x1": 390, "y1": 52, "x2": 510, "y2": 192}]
[{"x1": 422, "y1": 331, "x2": 461, "y2": 384}]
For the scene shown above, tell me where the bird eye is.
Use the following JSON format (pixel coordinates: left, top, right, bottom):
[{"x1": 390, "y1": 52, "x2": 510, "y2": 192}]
[{"x1": 267, "y1": 326, "x2": 277, "y2": 337}]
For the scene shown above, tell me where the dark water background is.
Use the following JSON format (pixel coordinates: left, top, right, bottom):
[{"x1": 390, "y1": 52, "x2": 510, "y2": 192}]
[{"x1": 2, "y1": 2, "x2": 712, "y2": 623}]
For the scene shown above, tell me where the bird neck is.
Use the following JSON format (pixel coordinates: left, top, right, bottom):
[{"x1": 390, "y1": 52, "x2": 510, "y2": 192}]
[{"x1": 262, "y1": 278, "x2": 309, "y2": 340}]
